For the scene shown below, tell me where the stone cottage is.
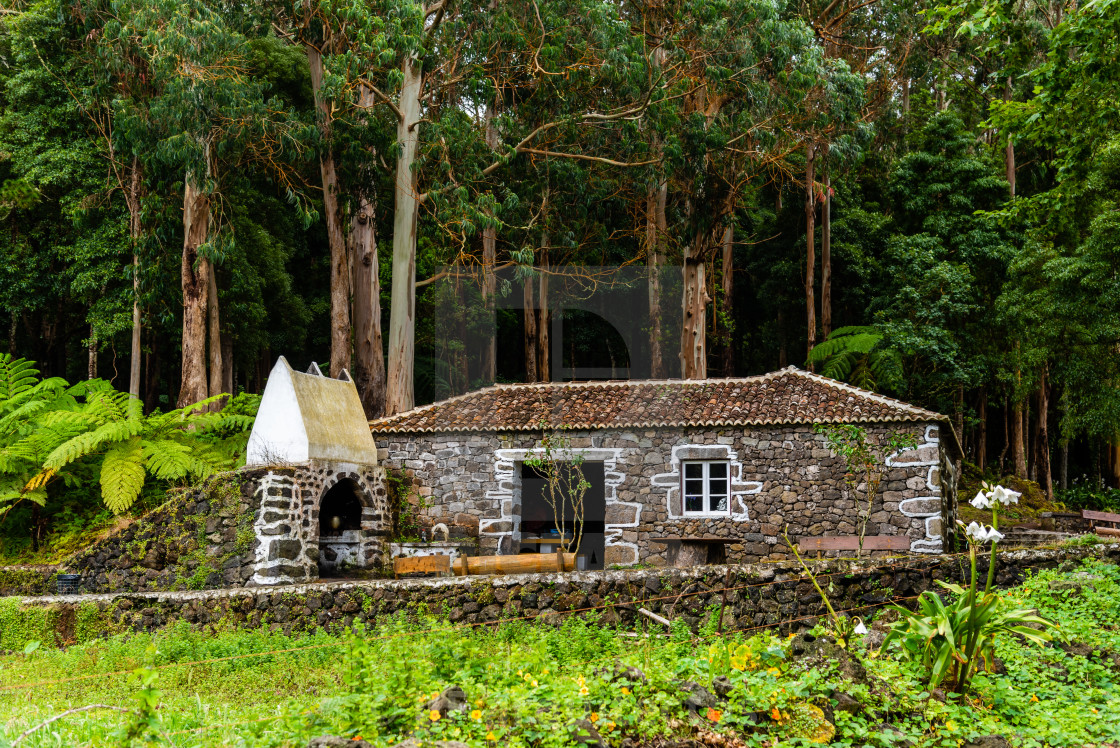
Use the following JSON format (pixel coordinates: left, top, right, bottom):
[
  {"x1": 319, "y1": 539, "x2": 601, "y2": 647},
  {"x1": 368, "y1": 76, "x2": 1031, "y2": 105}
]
[{"x1": 371, "y1": 368, "x2": 961, "y2": 568}]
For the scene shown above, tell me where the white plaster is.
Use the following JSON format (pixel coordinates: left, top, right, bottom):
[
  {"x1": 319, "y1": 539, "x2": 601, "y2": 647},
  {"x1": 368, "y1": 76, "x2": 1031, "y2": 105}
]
[
  {"x1": 887, "y1": 430, "x2": 947, "y2": 554},
  {"x1": 651, "y1": 444, "x2": 762, "y2": 521}
]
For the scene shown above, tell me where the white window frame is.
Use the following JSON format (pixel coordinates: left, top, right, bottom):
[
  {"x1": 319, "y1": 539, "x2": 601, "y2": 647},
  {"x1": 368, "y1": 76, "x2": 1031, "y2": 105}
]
[{"x1": 680, "y1": 460, "x2": 731, "y2": 516}]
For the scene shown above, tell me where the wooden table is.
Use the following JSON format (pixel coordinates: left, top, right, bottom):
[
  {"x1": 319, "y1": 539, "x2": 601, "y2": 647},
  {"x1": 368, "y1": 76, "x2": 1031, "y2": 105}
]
[{"x1": 650, "y1": 536, "x2": 739, "y2": 567}]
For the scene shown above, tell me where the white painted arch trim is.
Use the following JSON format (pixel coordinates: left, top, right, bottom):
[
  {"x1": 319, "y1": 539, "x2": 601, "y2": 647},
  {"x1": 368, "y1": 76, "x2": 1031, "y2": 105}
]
[{"x1": 651, "y1": 444, "x2": 763, "y2": 522}]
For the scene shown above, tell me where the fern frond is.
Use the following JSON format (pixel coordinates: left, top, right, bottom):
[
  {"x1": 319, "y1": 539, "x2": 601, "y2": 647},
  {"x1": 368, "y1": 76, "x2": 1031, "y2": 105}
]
[
  {"x1": 0, "y1": 355, "x2": 40, "y2": 402},
  {"x1": 142, "y1": 439, "x2": 194, "y2": 481},
  {"x1": 43, "y1": 417, "x2": 145, "y2": 470},
  {"x1": 100, "y1": 437, "x2": 145, "y2": 513}
]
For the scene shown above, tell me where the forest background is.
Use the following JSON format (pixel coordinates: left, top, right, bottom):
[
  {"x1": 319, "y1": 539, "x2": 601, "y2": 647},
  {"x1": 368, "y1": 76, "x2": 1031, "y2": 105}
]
[{"x1": 2, "y1": 0, "x2": 1120, "y2": 551}]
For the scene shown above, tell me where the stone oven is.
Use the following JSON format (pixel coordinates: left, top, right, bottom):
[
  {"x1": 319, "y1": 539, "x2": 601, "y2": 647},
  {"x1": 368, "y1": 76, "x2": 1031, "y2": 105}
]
[
  {"x1": 372, "y1": 368, "x2": 962, "y2": 567},
  {"x1": 244, "y1": 357, "x2": 390, "y2": 583}
]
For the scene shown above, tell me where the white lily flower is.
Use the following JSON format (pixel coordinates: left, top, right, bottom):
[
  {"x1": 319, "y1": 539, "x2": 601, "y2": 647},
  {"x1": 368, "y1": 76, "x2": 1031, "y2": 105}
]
[
  {"x1": 853, "y1": 621, "x2": 868, "y2": 635},
  {"x1": 971, "y1": 491, "x2": 992, "y2": 509},
  {"x1": 990, "y1": 485, "x2": 1020, "y2": 506},
  {"x1": 964, "y1": 522, "x2": 985, "y2": 543},
  {"x1": 985, "y1": 527, "x2": 1004, "y2": 543}
]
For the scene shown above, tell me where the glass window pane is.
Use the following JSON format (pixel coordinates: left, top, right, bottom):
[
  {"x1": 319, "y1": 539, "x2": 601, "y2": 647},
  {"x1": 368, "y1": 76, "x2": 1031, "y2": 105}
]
[
  {"x1": 711, "y1": 495, "x2": 728, "y2": 512},
  {"x1": 685, "y1": 494, "x2": 703, "y2": 513},
  {"x1": 709, "y1": 462, "x2": 727, "y2": 478},
  {"x1": 685, "y1": 479, "x2": 704, "y2": 496},
  {"x1": 684, "y1": 463, "x2": 703, "y2": 479},
  {"x1": 708, "y1": 479, "x2": 728, "y2": 496}
]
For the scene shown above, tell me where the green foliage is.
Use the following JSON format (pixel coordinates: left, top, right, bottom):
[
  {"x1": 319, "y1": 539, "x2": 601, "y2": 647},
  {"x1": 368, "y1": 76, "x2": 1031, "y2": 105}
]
[
  {"x1": 807, "y1": 326, "x2": 903, "y2": 393},
  {"x1": 0, "y1": 355, "x2": 256, "y2": 517}
]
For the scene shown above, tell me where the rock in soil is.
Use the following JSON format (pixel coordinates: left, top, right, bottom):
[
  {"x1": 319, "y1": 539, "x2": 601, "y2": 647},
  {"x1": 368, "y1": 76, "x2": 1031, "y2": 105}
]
[
  {"x1": 789, "y1": 633, "x2": 868, "y2": 685},
  {"x1": 568, "y1": 719, "x2": 607, "y2": 747},
  {"x1": 962, "y1": 737, "x2": 1011, "y2": 748},
  {"x1": 677, "y1": 680, "x2": 718, "y2": 713},
  {"x1": 421, "y1": 685, "x2": 468, "y2": 718},
  {"x1": 308, "y1": 738, "x2": 372, "y2": 748}
]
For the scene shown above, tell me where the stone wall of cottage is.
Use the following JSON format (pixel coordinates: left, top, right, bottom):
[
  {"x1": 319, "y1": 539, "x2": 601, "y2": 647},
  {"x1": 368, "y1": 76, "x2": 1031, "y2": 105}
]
[
  {"x1": 52, "y1": 462, "x2": 390, "y2": 594},
  {"x1": 379, "y1": 422, "x2": 953, "y2": 567}
]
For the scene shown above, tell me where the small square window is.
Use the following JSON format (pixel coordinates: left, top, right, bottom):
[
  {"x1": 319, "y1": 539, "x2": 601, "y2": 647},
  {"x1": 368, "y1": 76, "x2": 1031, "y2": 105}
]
[{"x1": 680, "y1": 461, "x2": 731, "y2": 515}]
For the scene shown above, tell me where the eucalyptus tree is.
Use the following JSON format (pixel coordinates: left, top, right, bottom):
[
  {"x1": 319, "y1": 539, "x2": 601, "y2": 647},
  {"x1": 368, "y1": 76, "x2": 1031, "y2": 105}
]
[{"x1": 110, "y1": 0, "x2": 313, "y2": 408}]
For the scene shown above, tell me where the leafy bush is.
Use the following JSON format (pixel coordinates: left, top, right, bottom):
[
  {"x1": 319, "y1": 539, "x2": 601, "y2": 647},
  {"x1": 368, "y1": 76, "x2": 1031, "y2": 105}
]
[{"x1": 1056, "y1": 485, "x2": 1120, "y2": 512}]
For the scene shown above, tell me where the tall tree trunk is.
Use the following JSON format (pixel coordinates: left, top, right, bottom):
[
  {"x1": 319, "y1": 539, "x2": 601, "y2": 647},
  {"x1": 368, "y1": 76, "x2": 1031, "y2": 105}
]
[
  {"x1": 804, "y1": 143, "x2": 817, "y2": 366},
  {"x1": 127, "y1": 157, "x2": 142, "y2": 400},
  {"x1": 178, "y1": 174, "x2": 210, "y2": 408},
  {"x1": 349, "y1": 85, "x2": 386, "y2": 417},
  {"x1": 720, "y1": 225, "x2": 734, "y2": 376},
  {"x1": 480, "y1": 100, "x2": 499, "y2": 384},
  {"x1": 221, "y1": 331, "x2": 233, "y2": 397},
  {"x1": 307, "y1": 47, "x2": 351, "y2": 379},
  {"x1": 386, "y1": 54, "x2": 423, "y2": 415},
  {"x1": 998, "y1": 400, "x2": 1009, "y2": 475},
  {"x1": 537, "y1": 242, "x2": 550, "y2": 382},
  {"x1": 1038, "y1": 365, "x2": 1053, "y2": 500},
  {"x1": 1005, "y1": 76, "x2": 1016, "y2": 198},
  {"x1": 646, "y1": 138, "x2": 667, "y2": 379},
  {"x1": 977, "y1": 388, "x2": 987, "y2": 472},
  {"x1": 680, "y1": 229, "x2": 708, "y2": 379},
  {"x1": 207, "y1": 268, "x2": 223, "y2": 407},
  {"x1": 1012, "y1": 400, "x2": 1027, "y2": 478},
  {"x1": 821, "y1": 168, "x2": 832, "y2": 340},
  {"x1": 88, "y1": 327, "x2": 97, "y2": 379},
  {"x1": 351, "y1": 190, "x2": 385, "y2": 417},
  {"x1": 523, "y1": 272, "x2": 537, "y2": 382},
  {"x1": 778, "y1": 310, "x2": 787, "y2": 368}
]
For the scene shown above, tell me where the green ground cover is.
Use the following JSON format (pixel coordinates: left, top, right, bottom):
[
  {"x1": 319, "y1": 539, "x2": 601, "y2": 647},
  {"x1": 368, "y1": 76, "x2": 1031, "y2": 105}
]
[{"x1": 1, "y1": 560, "x2": 1119, "y2": 748}]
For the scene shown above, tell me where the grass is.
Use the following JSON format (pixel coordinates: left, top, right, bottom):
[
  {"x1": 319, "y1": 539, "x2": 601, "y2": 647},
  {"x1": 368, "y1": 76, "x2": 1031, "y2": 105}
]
[{"x1": 1, "y1": 560, "x2": 1120, "y2": 747}]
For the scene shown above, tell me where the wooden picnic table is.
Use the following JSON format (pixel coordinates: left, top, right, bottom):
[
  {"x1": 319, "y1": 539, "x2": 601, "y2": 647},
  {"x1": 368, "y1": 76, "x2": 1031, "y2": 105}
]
[{"x1": 1082, "y1": 509, "x2": 1120, "y2": 537}]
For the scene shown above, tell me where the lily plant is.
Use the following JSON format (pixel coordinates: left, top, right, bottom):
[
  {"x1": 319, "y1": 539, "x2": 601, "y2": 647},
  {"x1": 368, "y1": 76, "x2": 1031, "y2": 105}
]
[{"x1": 883, "y1": 484, "x2": 1054, "y2": 694}]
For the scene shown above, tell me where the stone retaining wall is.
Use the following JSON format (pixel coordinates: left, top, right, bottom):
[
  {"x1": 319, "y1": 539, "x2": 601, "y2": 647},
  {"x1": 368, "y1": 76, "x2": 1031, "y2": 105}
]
[
  {"x1": 12, "y1": 545, "x2": 1115, "y2": 647},
  {"x1": 381, "y1": 422, "x2": 956, "y2": 567},
  {"x1": 36, "y1": 462, "x2": 391, "y2": 596},
  {"x1": 0, "y1": 565, "x2": 60, "y2": 597}
]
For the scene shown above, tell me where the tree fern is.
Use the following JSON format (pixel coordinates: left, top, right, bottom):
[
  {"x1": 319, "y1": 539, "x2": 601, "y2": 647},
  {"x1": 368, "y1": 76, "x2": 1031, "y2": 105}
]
[
  {"x1": 807, "y1": 326, "x2": 904, "y2": 394},
  {"x1": 0, "y1": 355, "x2": 255, "y2": 516}
]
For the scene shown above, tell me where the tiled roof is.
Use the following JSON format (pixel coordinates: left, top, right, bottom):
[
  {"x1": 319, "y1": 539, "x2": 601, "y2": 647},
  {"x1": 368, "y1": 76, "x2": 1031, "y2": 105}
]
[{"x1": 369, "y1": 367, "x2": 948, "y2": 434}]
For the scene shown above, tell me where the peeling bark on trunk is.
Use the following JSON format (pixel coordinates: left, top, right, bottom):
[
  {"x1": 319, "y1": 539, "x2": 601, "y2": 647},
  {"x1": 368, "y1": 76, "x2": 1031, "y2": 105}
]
[
  {"x1": 680, "y1": 230, "x2": 709, "y2": 380},
  {"x1": 386, "y1": 54, "x2": 423, "y2": 415},
  {"x1": 720, "y1": 225, "x2": 734, "y2": 376},
  {"x1": 821, "y1": 169, "x2": 831, "y2": 340},
  {"x1": 127, "y1": 158, "x2": 142, "y2": 400},
  {"x1": 805, "y1": 143, "x2": 817, "y2": 366},
  {"x1": 307, "y1": 46, "x2": 351, "y2": 380},
  {"x1": 646, "y1": 142, "x2": 667, "y2": 379},
  {"x1": 207, "y1": 267, "x2": 223, "y2": 408},
  {"x1": 351, "y1": 191, "x2": 385, "y2": 418},
  {"x1": 178, "y1": 175, "x2": 210, "y2": 409},
  {"x1": 523, "y1": 273, "x2": 537, "y2": 382}
]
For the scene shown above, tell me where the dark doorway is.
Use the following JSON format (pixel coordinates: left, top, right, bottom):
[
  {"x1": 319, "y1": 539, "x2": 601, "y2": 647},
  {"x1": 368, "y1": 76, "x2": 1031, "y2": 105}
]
[
  {"x1": 318, "y1": 479, "x2": 364, "y2": 576},
  {"x1": 519, "y1": 461, "x2": 606, "y2": 570}
]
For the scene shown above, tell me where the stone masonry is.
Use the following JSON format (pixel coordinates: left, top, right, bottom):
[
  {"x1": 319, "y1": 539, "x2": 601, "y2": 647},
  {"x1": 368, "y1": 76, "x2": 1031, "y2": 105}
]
[
  {"x1": 381, "y1": 422, "x2": 957, "y2": 567},
  {"x1": 52, "y1": 461, "x2": 391, "y2": 594}
]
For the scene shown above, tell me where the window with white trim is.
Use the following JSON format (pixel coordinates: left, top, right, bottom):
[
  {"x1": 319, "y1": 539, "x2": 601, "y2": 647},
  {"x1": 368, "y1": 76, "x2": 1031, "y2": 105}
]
[{"x1": 682, "y1": 461, "x2": 729, "y2": 515}]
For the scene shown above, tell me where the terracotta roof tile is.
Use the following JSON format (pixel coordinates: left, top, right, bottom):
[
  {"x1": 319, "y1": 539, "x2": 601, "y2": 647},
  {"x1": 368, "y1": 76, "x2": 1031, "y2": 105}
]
[{"x1": 369, "y1": 368, "x2": 947, "y2": 434}]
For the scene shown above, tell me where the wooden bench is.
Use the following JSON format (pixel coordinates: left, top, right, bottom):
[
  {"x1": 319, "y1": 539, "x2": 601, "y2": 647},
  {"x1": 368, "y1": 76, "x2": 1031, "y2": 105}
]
[
  {"x1": 798, "y1": 535, "x2": 911, "y2": 557},
  {"x1": 1081, "y1": 510, "x2": 1120, "y2": 538},
  {"x1": 393, "y1": 554, "x2": 452, "y2": 578},
  {"x1": 651, "y1": 536, "x2": 739, "y2": 567}
]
